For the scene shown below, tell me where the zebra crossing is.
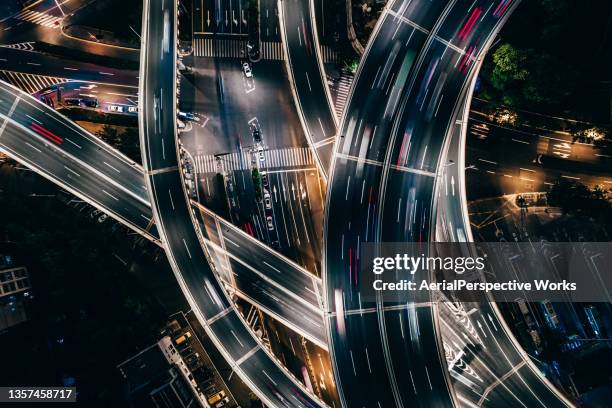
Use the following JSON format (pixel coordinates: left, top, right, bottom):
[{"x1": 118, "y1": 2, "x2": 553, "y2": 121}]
[
  {"x1": 0, "y1": 70, "x2": 69, "y2": 95},
  {"x1": 319, "y1": 45, "x2": 340, "y2": 64},
  {"x1": 194, "y1": 37, "x2": 246, "y2": 58},
  {"x1": 193, "y1": 146, "x2": 315, "y2": 174},
  {"x1": 14, "y1": 10, "x2": 63, "y2": 28},
  {"x1": 333, "y1": 71, "x2": 354, "y2": 118},
  {"x1": 193, "y1": 37, "x2": 284, "y2": 60},
  {"x1": 0, "y1": 42, "x2": 35, "y2": 52},
  {"x1": 260, "y1": 41, "x2": 283, "y2": 60}
]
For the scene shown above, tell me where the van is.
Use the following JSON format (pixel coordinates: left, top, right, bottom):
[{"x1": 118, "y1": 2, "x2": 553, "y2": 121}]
[
  {"x1": 207, "y1": 390, "x2": 226, "y2": 405},
  {"x1": 175, "y1": 331, "x2": 191, "y2": 345}
]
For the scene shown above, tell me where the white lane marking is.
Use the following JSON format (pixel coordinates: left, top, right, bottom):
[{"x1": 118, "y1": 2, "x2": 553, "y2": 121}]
[
  {"x1": 25, "y1": 142, "x2": 41, "y2": 152},
  {"x1": 64, "y1": 165, "x2": 81, "y2": 177},
  {"x1": 102, "y1": 189, "x2": 119, "y2": 201},
  {"x1": 182, "y1": 238, "x2": 192, "y2": 258},
  {"x1": 263, "y1": 261, "x2": 281, "y2": 273},
  {"x1": 64, "y1": 137, "x2": 82, "y2": 149},
  {"x1": 103, "y1": 161, "x2": 120, "y2": 173}
]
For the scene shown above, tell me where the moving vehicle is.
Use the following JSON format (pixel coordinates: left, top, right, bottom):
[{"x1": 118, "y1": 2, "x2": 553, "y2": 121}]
[
  {"x1": 252, "y1": 127, "x2": 261, "y2": 143},
  {"x1": 242, "y1": 62, "x2": 252, "y2": 78},
  {"x1": 207, "y1": 390, "x2": 226, "y2": 405},
  {"x1": 175, "y1": 331, "x2": 191, "y2": 345},
  {"x1": 263, "y1": 191, "x2": 272, "y2": 209},
  {"x1": 266, "y1": 216, "x2": 274, "y2": 230}
]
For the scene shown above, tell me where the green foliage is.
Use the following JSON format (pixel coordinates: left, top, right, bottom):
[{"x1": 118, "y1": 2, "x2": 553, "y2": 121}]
[
  {"x1": 96, "y1": 125, "x2": 119, "y2": 145},
  {"x1": 547, "y1": 178, "x2": 611, "y2": 222},
  {"x1": 117, "y1": 127, "x2": 141, "y2": 164},
  {"x1": 491, "y1": 44, "x2": 529, "y2": 84}
]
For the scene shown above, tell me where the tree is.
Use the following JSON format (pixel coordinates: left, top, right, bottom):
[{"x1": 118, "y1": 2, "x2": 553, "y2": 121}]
[
  {"x1": 96, "y1": 125, "x2": 119, "y2": 146},
  {"x1": 117, "y1": 127, "x2": 141, "y2": 164},
  {"x1": 491, "y1": 44, "x2": 529, "y2": 85}
]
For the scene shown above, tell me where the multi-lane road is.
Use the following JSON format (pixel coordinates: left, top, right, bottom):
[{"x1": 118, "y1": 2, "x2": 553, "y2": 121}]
[
  {"x1": 0, "y1": 81, "x2": 156, "y2": 240},
  {"x1": 139, "y1": 1, "x2": 325, "y2": 407},
  {"x1": 0, "y1": 0, "x2": 590, "y2": 406},
  {"x1": 279, "y1": 0, "x2": 337, "y2": 174}
]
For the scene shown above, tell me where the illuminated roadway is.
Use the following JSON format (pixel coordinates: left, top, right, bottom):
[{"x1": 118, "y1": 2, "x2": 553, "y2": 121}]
[
  {"x1": 323, "y1": 0, "x2": 459, "y2": 406},
  {"x1": 0, "y1": 0, "x2": 581, "y2": 405},
  {"x1": 139, "y1": 0, "x2": 325, "y2": 406},
  {"x1": 279, "y1": 0, "x2": 337, "y2": 175}
]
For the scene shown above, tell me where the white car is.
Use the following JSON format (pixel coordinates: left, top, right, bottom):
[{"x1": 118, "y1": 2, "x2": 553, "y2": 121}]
[
  {"x1": 263, "y1": 191, "x2": 272, "y2": 209},
  {"x1": 108, "y1": 105, "x2": 124, "y2": 113},
  {"x1": 128, "y1": 106, "x2": 138, "y2": 113},
  {"x1": 242, "y1": 62, "x2": 253, "y2": 78},
  {"x1": 266, "y1": 216, "x2": 274, "y2": 230}
]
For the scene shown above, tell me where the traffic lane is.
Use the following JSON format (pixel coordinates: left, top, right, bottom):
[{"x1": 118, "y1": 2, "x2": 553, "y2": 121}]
[
  {"x1": 239, "y1": 348, "x2": 322, "y2": 408},
  {"x1": 485, "y1": 363, "x2": 567, "y2": 408},
  {"x1": 379, "y1": 170, "x2": 435, "y2": 243},
  {"x1": 260, "y1": 0, "x2": 280, "y2": 41},
  {"x1": 222, "y1": 223, "x2": 321, "y2": 307},
  {"x1": 383, "y1": 307, "x2": 453, "y2": 407},
  {"x1": 269, "y1": 170, "x2": 321, "y2": 274},
  {"x1": 390, "y1": 0, "x2": 512, "y2": 171},
  {"x1": 388, "y1": 40, "x2": 465, "y2": 173},
  {"x1": 0, "y1": 47, "x2": 139, "y2": 86},
  {"x1": 209, "y1": 309, "x2": 259, "y2": 361},
  {"x1": 281, "y1": 0, "x2": 336, "y2": 144},
  {"x1": 437, "y1": 0, "x2": 516, "y2": 46},
  {"x1": 0, "y1": 84, "x2": 148, "y2": 200},
  {"x1": 200, "y1": 0, "x2": 249, "y2": 34},
  {"x1": 468, "y1": 121, "x2": 612, "y2": 172},
  {"x1": 325, "y1": 312, "x2": 397, "y2": 408},
  {"x1": 0, "y1": 119, "x2": 153, "y2": 232},
  {"x1": 141, "y1": 0, "x2": 179, "y2": 171},
  {"x1": 227, "y1": 258, "x2": 326, "y2": 346},
  {"x1": 338, "y1": 13, "x2": 428, "y2": 161},
  {"x1": 390, "y1": 0, "x2": 452, "y2": 25},
  {"x1": 151, "y1": 171, "x2": 231, "y2": 315},
  {"x1": 325, "y1": 160, "x2": 383, "y2": 310}
]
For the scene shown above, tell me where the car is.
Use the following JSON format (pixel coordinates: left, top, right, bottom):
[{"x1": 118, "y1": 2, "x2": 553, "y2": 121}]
[
  {"x1": 108, "y1": 105, "x2": 124, "y2": 113},
  {"x1": 214, "y1": 397, "x2": 230, "y2": 407},
  {"x1": 242, "y1": 62, "x2": 252, "y2": 78},
  {"x1": 252, "y1": 127, "x2": 261, "y2": 143},
  {"x1": 82, "y1": 98, "x2": 98, "y2": 108},
  {"x1": 263, "y1": 191, "x2": 272, "y2": 209},
  {"x1": 97, "y1": 213, "x2": 108, "y2": 223},
  {"x1": 266, "y1": 216, "x2": 274, "y2": 230},
  {"x1": 257, "y1": 146, "x2": 266, "y2": 163},
  {"x1": 261, "y1": 173, "x2": 269, "y2": 187},
  {"x1": 207, "y1": 390, "x2": 226, "y2": 405},
  {"x1": 128, "y1": 106, "x2": 138, "y2": 113},
  {"x1": 64, "y1": 98, "x2": 81, "y2": 106}
]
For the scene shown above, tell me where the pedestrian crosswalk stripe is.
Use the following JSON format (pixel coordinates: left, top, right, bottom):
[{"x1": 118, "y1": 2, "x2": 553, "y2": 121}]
[
  {"x1": 192, "y1": 147, "x2": 315, "y2": 174},
  {"x1": 333, "y1": 70, "x2": 354, "y2": 119},
  {"x1": 319, "y1": 45, "x2": 340, "y2": 64},
  {"x1": 14, "y1": 10, "x2": 63, "y2": 28},
  {"x1": 193, "y1": 37, "x2": 284, "y2": 60},
  {"x1": 0, "y1": 70, "x2": 69, "y2": 94}
]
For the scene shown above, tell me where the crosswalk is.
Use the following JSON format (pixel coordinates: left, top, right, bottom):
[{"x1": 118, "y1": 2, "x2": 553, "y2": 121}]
[
  {"x1": 333, "y1": 71, "x2": 354, "y2": 118},
  {"x1": 193, "y1": 37, "x2": 284, "y2": 60},
  {"x1": 319, "y1": 45, "x2": 340, "y2": 64},
  {"x1": 14, "y1": 10, "x2": 63, "y2": 28},
  {"x1": 194, "y1": 37, "x2": 247, "y2": 58},
  {"x1": 193, "y1": 146, "x2": 315, "y2": 174},
  {"x1": 260, "y1": 41, "x2": 283, "y2": 60},
  {"x1": 0, "y1": 70, "x2": 69, "y2": 95},
  {"x1": 0, "y1": 42, "x2": 35, "y2": 52}
]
